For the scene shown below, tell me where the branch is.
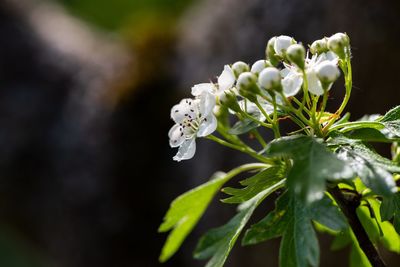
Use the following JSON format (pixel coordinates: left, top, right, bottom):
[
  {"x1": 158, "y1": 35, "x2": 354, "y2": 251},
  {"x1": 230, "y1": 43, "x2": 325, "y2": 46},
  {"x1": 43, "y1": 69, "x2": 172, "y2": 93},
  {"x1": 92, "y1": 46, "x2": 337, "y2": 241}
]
[{"x1": 328, "y1": 186, "x2": 386, "y2": 267}]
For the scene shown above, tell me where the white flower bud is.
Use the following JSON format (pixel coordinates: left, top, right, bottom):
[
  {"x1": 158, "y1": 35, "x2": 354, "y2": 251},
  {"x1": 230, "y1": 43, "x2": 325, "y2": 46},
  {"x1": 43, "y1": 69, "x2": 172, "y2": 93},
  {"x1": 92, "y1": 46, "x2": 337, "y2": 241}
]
[
  {"x1": 286, "y1": 44, "x2": 305, "y2": 69},
  {"x1": 310, "y1": 38, "x2": 328, "y2": 54},
  {"x1": 274, "y1": 35, "x2": 296, "y2": 57},
  {"x1": 232, "y1": 61, "x2": 250, "y2": 77},
  {"x1": 250, "y1": 60, "x2": 272, "y2": 74},
  {"x1": 266, "y1": 37, "x2": 279, "y2": 66},
  {"x1": 258, "y1": 67, "x2": 282, "y2": 90},
  {"x1": 327, "y1": 33, "x2": 350, "y2": 59},
  {"x1": 316, "y1": 61, "x2": 340, "y2": 84},
  {"x1": 237, "y1": 72, "x2": 259, "y2": 101}
]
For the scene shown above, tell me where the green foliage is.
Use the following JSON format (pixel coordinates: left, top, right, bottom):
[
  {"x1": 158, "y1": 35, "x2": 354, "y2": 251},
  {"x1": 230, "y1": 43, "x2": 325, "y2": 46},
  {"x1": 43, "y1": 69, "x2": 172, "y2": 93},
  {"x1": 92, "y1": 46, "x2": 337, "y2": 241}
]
[
  {"x1": 380, "y1": 105, "x2": 400, "y2": 122},
  {"x1": 333, "y1": 138, "x2": 398, "y2": 196},
  {"x1": 222, "y1": 164, "x2": 286, "y2": 203},
  {"x1": 228, "y1": 118, "x2": 259, "y2": 135},
  {"x1": 193, "y1": 180, "x2": 285, "y2": 267},
  {"x1": 380, "y1": 193, "x2": 400, "y2": 235},
  {"x1": 243, "y1": 192, "x2": 322, "y2": 267},
  {"x1": 266, "y1": 135, "x2": 354, "y2": 203},
  {"x1": 158, "y1": 172, "x2": 230, "y2": 262}
]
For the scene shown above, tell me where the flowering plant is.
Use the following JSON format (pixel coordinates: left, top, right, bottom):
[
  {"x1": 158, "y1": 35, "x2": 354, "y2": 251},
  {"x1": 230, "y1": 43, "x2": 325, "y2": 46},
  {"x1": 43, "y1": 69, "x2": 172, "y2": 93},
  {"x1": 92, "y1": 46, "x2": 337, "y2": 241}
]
[{"x1": 159, "y1": 33, "x2": 400, "y2": 267}]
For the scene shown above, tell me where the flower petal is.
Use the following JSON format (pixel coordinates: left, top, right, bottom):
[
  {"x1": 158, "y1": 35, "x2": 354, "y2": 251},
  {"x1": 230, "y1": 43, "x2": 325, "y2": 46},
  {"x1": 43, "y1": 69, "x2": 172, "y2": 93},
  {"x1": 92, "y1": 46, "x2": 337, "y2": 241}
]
[
  {"x1": 307, "y1": 69, "x2": 324, "y2": 95},
  {"x1": 218, "y1": 65, "x2": 235, "y2": 91},
  {"x1": 199, "y1": 92, "x2": 216, "y2": 117},
  {"x1": 191, "y1": 83, "x2": 215, "y2": 96},
  {"x1": 282, "y1": 70, "x2": 303, "y2": 97},
  {"x1": 197, "y1": 114, "x2": 217, "y2": 137},
  {"x1": 170, "y1": 98, "x2": 197, "y2": 123},
  {"x1": 168, "y1": 124, "x2": 185, "y2": 147},
  {"x1": 173, "y1": 138, "x2": 196, "y2": 161}
]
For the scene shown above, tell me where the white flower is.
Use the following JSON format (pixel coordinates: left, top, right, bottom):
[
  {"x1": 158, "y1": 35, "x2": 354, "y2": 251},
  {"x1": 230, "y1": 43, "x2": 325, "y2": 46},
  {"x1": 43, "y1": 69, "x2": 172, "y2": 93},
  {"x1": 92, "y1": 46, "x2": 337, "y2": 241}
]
[
  {"x1": 306, "y1": 52, "x2": 338, "y2": 95},
  {"x1": 169, "y1": 93, "x2": 217, "y2": 161},
  {"x1": 218, "y1": 65, "x2": 236, "y2": 91},
  {"x1": 274, "y1": 35, "x2": 295, "y2": 57},
  {"x1": 280, "y1": 51, "x2": 338, "y2": 96},
  {"x1": 258, "y1": 67, "x2": 281, "y2": 90},
  {"x1": 191, "y1": 83, "x2": 216, "y2": 96},
  {"x1": 232, "y1": 61, "x2": 249, "y2": 77},
  {"x1": 286, "y1": 44, "x2": 305, "y2": 69},
  {"x1": 281, "y1": 65, "x2": 303, "y2": 97}
]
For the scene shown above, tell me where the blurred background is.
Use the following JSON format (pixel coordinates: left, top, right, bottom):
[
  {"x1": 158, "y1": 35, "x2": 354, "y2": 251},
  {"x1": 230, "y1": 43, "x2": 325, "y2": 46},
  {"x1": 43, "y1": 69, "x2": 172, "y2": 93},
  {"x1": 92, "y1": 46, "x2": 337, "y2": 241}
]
[{"x1": 0, "y1": 0, "x2": 399, "y2": 266}]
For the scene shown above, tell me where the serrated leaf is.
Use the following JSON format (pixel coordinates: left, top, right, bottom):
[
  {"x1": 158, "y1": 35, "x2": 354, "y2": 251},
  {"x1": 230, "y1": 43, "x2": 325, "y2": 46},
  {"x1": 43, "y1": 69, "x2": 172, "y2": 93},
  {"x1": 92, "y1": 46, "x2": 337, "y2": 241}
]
[
  {"x1": 222, "y1": 164, "x2": 286, "y2": 204},
  {"x1": 310, "y1": 194, "x2": 348, "y2": 231},
  {"x1": 243, "y1": 191, "x2": 320, "y2": 267},
  {"x1": 380, "y1": 105, "x2": 400, "y2": 122},
  {"x1": 358, "y1": 199, "x2": 400, "y2": 253},
  {"x1": 382, "y1": 120, "x2": 400, "y2": 137},
  {"x1": 228, "y1": 118, "x2": 259, "y2": 135},
  {"x1": 193, "y1": 180, "x2": 285, "y2": 267},
  {"x1": 346, "y1": 128, "x2": 400, "y2": 143},
  {"x1": 336, "y1": 145, "x2": 397, "y2": 196},
  {"x1": 380, "y1": 192, "x2": 400, "y2": 235},
  {"x1": 266, "y1": 135, "x2": 354, "y2": 203},
  {"x1": 158, "y1": 172, "x2": 229, "y2": 262}
]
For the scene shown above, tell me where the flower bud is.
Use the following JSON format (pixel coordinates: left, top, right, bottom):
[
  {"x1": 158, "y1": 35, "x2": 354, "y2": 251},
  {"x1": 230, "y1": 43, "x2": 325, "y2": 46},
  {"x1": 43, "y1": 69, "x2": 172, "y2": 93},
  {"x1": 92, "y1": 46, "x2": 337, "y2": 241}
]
[
  {"x1": 258, "y1": 67, "x2": 282, "y2": 91},
  {"x1": 327, "y1": 33, "x2": 350, "y2": 59},
  {"x1": 250, "y1": 60, "x2": 272, "y2": 74},
  {"x1": 286, "y1": 44, "x2": 305, "y2": 69},
  {"x1": 265, "y1": 37, "x2": 280, "y2": 66},
  {"x1": 237, "y1": 72, "x2": 260, "y2": 102},
  {"x1": 218, "y1": 89, "x2": 241, "y2": 112},
  {"x1": 231, "y1": 61, "x2": 250, "y2": 77},
  {"x1": 274, "y1": 35, "x2": 296, "y2": 57},
  {"x1": 316, "y1": 61, "x2": 340, "y2": 89},
  {"x1": 310, "y1": 38, "x2": 328, "y2": 54}
]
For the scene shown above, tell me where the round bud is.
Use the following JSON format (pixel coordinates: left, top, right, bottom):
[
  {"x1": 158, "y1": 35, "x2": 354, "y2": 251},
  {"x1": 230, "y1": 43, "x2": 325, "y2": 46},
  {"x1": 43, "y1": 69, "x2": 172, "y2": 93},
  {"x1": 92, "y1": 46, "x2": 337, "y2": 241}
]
[
  {"x1": 274, "y1": 35, "x2": 296, "y2": 57},
  {"x1": 327, "y1": 33, "x2": 350, "y2": 59},
  {"x1": 237, "y1": 72, "x2": 260, "y2": 102},
  {"x1": 231, "y1": 61, "x2": 250, "y2": 77},
  {"x1": 310, "y1": 38, "x2": 328, "y2": 54},
  {"x1": 286, "y1": 44, "x2": 305, "y2": 69},
  {"x1": 250, "y1": 60, "x2": 272, "y2": 74},
  {"x1": 258, "y1": 67, "x2": 282, "y2": 90},
  {"x1": 316, "y1": 61, "x2": 340, "y2": 86},
  {"x1": 266, "y1": 37, "x2": 280, "y2": 66}
]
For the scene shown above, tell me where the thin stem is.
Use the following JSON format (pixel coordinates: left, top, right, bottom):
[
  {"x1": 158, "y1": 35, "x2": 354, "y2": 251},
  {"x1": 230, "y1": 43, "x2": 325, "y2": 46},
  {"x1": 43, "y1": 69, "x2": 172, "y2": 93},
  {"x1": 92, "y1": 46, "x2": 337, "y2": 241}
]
[
  {"x1": 251, "y1": 129, "x2": 267, "y2": 148},
  {"x1": 241, "y1": 111, "x2": 273, "y2": 129},
  {"x1": 328, "y1": 186, "x2": 386, "y2": 267},
  {"x1": 327, "y1": 121, "x2": 384, "y2": 134},
  {"x1": 323, "y1": 50, "x2": 353, "y2": 133},
  {"x1": 254, "y1": 100, "x2": 280, "y2": 138},
  {"x1": 206, "y1": 135, "x2": 273, "y2": 164}
]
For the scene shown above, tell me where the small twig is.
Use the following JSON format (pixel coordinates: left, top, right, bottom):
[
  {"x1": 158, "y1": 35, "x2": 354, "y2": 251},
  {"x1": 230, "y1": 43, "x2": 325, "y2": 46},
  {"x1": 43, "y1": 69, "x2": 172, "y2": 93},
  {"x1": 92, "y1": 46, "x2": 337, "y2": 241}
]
[{"x1": 328, "y1": 186, "x2": 386, "y2": 267}]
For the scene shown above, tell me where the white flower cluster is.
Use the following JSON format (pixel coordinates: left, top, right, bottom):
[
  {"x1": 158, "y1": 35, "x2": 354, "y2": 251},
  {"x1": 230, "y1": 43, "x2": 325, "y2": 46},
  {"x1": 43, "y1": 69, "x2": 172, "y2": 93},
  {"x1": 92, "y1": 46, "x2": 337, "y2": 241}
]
[{"x1": 169, "y1": 32, "x2": 350, "y2": 161}]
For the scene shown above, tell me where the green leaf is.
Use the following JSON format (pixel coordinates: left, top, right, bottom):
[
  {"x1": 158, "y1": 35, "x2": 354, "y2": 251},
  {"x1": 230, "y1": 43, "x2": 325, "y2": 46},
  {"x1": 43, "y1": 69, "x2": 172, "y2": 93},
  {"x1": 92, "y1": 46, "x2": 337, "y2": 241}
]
[
  {"x1": 228, "y1": 118, "x2": 259, "y2": 135},
  {"x1": 310, "y1": 194, "x2": 348, "y2": 231},
  {"x1": 382, "y1": 120, "x2": 400, "y2": 137},
  {"x1": 158, "y1": 172, "x2": 229, "y2": 262},
  {"x1": 243, "y1": 191, "x2": 320, "y2": 267},
  {"x1": 380, "y1": 105, "x2": 400, "y2": 122},
  {"x1": 336, "y1": 145, "x2": 397, "y2": 196},
  {"x1": 266, "y1": 135, "x2": 354, "y2": 203},
  {"x1": 222, "y1": 164, "x2": 286, "y2": 204},
  {"x1": 380, "y1": 192, "x2": 400, "y2": 235},
  {"x1": 346, "y1": 128, "x2": 400, "y2": 143},
  {"x1": 358, "y1": 199, "x2": 400, "y2": 253},
  {"x1": 194, "y1": 180, "x2": 285, "y2": 267}
]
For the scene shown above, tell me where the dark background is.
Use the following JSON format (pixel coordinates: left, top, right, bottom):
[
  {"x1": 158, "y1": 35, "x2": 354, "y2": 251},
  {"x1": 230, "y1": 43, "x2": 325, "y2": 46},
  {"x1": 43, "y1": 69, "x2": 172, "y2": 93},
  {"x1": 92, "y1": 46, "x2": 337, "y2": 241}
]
[{"x1": 0, "y1": 0, "x2": 399, "y2": 266}]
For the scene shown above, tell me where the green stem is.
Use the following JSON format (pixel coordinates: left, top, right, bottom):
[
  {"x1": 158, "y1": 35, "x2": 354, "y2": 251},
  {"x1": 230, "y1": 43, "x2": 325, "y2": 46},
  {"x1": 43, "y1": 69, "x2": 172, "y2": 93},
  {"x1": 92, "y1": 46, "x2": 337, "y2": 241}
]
[
  {"x1": 328, "y1": 121, "x2": 384, "y2": 134},
  {"x1": 206, "y1": 135, "x2": 273, "y2": 164},
  {"x1": 241, "y1": 111, "x2": 273, "y2": 129},
  {"x1": 254, "y1": 100, "x2": 280, "y2": 138},
  {"x1": 251, "y1": 129, "x2": 268, "y2": 148},
  {"x1": 323, "y1": 50, "x2": 353, "y2": 133}
]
